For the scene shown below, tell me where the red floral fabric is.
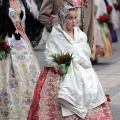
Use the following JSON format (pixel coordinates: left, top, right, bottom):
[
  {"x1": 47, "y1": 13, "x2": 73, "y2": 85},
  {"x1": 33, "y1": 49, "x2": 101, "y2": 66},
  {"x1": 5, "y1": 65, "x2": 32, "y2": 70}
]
[
  {"x1": 27, "y1": 67, "x2": 49, "y2": 120},
  {"x1": 27, "y1": 67, "x2": 113, "y2": 120}
]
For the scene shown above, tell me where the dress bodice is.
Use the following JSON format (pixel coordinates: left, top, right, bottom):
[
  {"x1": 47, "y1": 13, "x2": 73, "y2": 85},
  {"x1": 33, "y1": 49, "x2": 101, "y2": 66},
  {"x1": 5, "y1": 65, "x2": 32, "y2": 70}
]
[{"x1": 8, "y1": 0, "x2": 26, "y2": 40}]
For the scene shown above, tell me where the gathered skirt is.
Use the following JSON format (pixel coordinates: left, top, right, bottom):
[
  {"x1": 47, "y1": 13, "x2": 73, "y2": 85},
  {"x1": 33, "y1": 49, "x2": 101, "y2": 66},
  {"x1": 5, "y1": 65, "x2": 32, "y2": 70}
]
[
  {"x1": 28, "y1": 67, "x2": 113, "y2": 120},
  {"x1": 0, "y1": 36, "x2": 40, "y2": 120}
]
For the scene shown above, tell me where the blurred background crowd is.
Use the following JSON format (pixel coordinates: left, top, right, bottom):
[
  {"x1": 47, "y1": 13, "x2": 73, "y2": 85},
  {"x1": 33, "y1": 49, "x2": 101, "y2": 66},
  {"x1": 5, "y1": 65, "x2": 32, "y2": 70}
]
[{"x1": 27, "y1": 0, "x2": 120, "y2": 64}]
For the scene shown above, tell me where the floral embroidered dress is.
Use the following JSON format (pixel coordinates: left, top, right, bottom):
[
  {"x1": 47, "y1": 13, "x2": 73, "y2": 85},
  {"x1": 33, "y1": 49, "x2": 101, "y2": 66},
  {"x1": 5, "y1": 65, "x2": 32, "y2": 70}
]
[{"x1": 0, "y1": 0, "x2": 40, "y2": 119}]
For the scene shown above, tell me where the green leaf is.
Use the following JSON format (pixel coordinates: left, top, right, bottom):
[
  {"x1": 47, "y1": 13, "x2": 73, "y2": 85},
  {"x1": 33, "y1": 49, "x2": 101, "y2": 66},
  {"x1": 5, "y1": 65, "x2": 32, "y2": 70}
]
[
  {"x1": 0, "y1": 51, "x2": 5, "y2": 56},
  {"x1": 51, "y1": 51, "x2": 73, "y2": 66}
]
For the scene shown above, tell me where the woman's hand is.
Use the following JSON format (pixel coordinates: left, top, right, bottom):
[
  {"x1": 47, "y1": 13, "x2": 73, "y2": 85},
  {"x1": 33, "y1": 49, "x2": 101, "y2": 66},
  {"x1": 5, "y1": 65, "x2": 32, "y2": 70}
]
[
  {"x1": 49, "y1": 14, "x2": 56, "y2": 23},
  {"x1": 58, "y1": 67, "x2": 67, "y2": 75}
]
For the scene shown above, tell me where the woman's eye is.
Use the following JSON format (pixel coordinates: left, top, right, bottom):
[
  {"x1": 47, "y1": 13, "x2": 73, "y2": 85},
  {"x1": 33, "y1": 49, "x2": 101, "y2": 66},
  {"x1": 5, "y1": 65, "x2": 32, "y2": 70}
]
[{"x1": 68, "y1": 17, "x2": 73, "y2": 19}]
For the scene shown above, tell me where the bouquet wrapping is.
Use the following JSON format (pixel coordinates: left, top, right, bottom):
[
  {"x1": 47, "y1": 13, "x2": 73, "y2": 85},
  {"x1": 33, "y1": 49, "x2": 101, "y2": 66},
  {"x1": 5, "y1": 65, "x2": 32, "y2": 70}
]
[{"x1": 52, "y1": 52, "x2": 73, "y2": 80}]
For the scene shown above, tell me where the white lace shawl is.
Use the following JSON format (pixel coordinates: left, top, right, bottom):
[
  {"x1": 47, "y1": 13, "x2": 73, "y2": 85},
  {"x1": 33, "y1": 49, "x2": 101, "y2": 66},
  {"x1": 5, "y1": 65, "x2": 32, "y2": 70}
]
[{"x1": 44, "y1": 25, "x2": 107, "y2": 119}]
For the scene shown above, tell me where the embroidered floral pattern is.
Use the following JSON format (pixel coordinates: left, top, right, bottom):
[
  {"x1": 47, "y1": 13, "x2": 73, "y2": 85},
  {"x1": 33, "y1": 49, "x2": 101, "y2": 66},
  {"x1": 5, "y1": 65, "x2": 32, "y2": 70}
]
[
  {"x1": 0, "y1": 33, "x2": 40, "y2": 120},
  {"x1": 28, "y1": 67, "x2": 49, "y2": 120},
  {"x1": 0, "y1": 1, "x2": 40, "y2": 119},
  {"x1": 28, "y1": 67, "x2": 113, "y2": 120}
]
